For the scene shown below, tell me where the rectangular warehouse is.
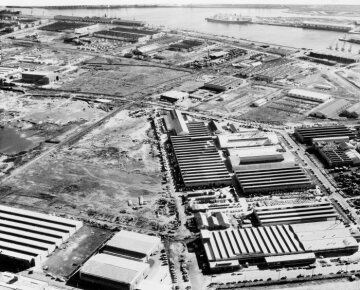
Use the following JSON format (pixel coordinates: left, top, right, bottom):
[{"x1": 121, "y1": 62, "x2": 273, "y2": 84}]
[
  {"x1": 171, "y1": 135, "x2": 232, "y2": 188},
  {"x1": 204, "y1": 76, "x2": 243, "y2": 92},
  {"x1": 201, "y1": 221, "x2": 357, "y2": 271},
  {"x1": 309, "y1": 98, "x2": 351, "y2": 119},
  {"x1": 80, "y1": 254, "x2": 150, "y2": 290},
  {"x1": 22, "y1": 71, "x2": 59, "y2": 85},
  {"x1": 294, "y1": 125, "x2": 355, "y2": 144},
  {"x1": 291, "y1": 221, "x2": 358, "y2": 253},
  {"x1": 254, "y1": 201, "x2": 339, "y2": 226},
  {"x1": 287, "y1": 89, "x2": 331, "y2": 103},
  {"x1": 0, "y1": 205, "x2": 83, "y2": 266},
  {"x1": 201, "y1": 225, "x2": 305, "y2": 263},
  {"x1": 235, "y1": 165, "x2": 313, "y2": 194},
  {"x1": 103, "y1": 230, "x2": 161, "y2": 262}
]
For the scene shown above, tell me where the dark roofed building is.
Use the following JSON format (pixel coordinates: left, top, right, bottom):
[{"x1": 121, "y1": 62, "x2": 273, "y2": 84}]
[
  {"x1": 235, "y1": 164, "x2": 313, "y2": 194},
  {"x1": 171, "y1": 135, "x2": 231, "y2": 188},
  {"x1": 294, "y1": 125, "x2": 355, "y2": 144}
]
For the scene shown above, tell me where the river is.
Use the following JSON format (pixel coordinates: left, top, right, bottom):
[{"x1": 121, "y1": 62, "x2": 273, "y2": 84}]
[{"x1": 17, "y1": 6, "x2": 360, "y2": 51}]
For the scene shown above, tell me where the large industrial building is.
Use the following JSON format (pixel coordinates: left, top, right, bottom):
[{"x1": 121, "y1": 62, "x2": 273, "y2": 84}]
[
  {"x1": 314, "y1": 140, "x2": 360, "y2": 167},
  {"x1": 103, "y1": 230, "x2": 161, "y2": 262},
  {"x1": 204, "y1": 76, "x2": 243, "y2": 92},
  {"x1": 201, "y1": 221, "x2": 358, "y2": 271},
  {"x1": 80, "y1": 254, "x2": 150, "y2": 290},
  {"x1": 235, "y1": 163, "x2": 313, "y2": 194},
  {"x1": 171, "y1": 135, "x2": 232, "y2": 188},
  {"x1": 309, "y1": 98, "x2": 351, "y2": 119},
  {"x1": 254, "y1": 201, "x2": 339, "y2": 226},
  {"x1": 302, "y1": 21, "x2": 353, "y2": 32},
  {"x1": 287, "y1": 89, "x2": 331, "y2": 103},
  {"x1": 294, "y1": 125, "x2": 356, "y2": 144},
  {"x1": 228, "y1": 145, "x2": 285, "y2": 167},
  {"x1": 54, "y1": 15, "x2": 145, "y2": 26},
  {"x1": 308, "y1": 50, "x2": 360, "y2": 64},
  {"x1": 0, "y1": 205, "x2": 83, "y2": 267}
]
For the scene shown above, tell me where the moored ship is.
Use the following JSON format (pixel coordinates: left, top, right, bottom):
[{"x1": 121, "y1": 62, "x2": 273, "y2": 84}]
[{"x1": 205, "y1": 13, "x2": 252, "y2": 24}]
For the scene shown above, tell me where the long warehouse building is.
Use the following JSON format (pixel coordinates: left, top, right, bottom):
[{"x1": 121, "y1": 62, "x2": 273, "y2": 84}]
[
  {"x1": 171, "y1": 135, "x2": 232, "y2": 188},
  {"x1": 235, "y1": 164, "x2": 313, "y2": 194},
  {"x1": 294, "y1": 125, "x2": 356, "y2": 144},
  {"x1": 254, "y1": 201, "x2": 339, "y2": 226},
  {"x1": 201, "y1": 221, "x2": 358, "y2": 271},
  {"x1": 0, "y1": 205, "x2": 83, "y2": 267}
]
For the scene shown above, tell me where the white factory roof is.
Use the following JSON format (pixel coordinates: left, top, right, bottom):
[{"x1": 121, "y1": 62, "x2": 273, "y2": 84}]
[
  {"x1": 228, "y1": 145, "x2": 283, "y2": 158},
  {"x1": 291, "y1": 221, "x2": 358, "y2": 252},
  {"x1": 288, "y1": 89, "x2": 331, "y2": 102},
  {"x1": 106, "y1": 230, "x2": 161, "y2": 256},
  {"x1": 81, "y1": 254, "x2": 149, "y2": 285}
]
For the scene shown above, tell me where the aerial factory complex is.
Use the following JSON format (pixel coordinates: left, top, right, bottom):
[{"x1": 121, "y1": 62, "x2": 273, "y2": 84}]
[{"x1": 2, "y1": 4, "x2": 360, "y2": 290}]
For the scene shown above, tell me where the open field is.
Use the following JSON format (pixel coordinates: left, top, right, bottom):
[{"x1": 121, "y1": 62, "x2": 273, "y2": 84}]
[
  {"x1": 60, "y1": 57, "x2": 190, "y2": 96},
  {"x1": 0, "y1": 109, "x2": 174, "y2": 231}
]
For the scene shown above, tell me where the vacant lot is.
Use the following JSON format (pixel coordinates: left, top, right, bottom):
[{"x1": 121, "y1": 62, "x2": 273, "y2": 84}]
[
  {"x1": 0, "y1": 109, "x2": 173, "y2": 231},
  {"x1": 61, "y1": 59, "x2": 189, "y2": 96}
]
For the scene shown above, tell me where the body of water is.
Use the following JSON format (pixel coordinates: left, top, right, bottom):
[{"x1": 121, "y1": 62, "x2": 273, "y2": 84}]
[
  {"x1": 0, "y1": 127, "x2": 34, "y2": 155},
  {"x1": 18, "y1": 7, "x2": 360, "y2": 50}
]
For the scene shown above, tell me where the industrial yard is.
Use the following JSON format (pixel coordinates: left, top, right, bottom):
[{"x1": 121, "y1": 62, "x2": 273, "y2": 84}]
[{"x1": 2, "y1": 4, "x2": 360, "y2": 290}]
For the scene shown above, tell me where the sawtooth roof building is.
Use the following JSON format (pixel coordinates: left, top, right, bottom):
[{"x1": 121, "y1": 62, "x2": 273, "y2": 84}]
[
  {"x1": 201, "y1": 221, "x2": 358, "y2": 271},
  {"x1": 254, "y1": 201, "x2": 339, "y2": 226},
  {"x1": 235, "y1": 164, "x2": 313, "y2": 194},
  {"x1": 171, "y1": 135, "x2": 232, "y2": 188},
  {"x1": 294, "y1": 125, "x2": 356, "y2": 144},
  {"x1": 0, "y1": 205, "x2": 82, "y2": 267}
]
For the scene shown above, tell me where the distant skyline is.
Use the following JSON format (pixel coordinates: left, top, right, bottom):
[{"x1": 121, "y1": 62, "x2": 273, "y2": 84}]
[{"x1": 2, "y1": 0, "x2": 360, "y2": 6}]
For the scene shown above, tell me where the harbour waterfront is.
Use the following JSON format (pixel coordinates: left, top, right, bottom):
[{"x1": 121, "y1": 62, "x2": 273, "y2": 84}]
[{"x1": 17, "y1": 7, "x2": 360, "y2": 50}]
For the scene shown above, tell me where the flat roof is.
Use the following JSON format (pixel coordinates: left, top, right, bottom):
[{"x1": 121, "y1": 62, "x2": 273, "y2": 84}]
[
  {"x1": 106, "y1": 230, "x2": 160, "y2": 256},
  {"x1": 265, "y1": 252, "x2": 316, "y2": 263},
  {"x1": 291, "y1": 221, "x2": 358, "y2": 252},
  {"x1": 81, "y1": 254, "x2": 149, "y2": 285}
]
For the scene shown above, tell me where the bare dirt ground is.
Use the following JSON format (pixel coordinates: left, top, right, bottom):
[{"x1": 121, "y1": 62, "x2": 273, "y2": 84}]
[
  {"x1": 0, "y1": 109, "x2": 174, "y2": 231},
  {"x1": 60, "y1": 57, "x2": 190, "y2": 96}
]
